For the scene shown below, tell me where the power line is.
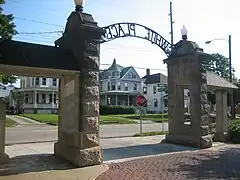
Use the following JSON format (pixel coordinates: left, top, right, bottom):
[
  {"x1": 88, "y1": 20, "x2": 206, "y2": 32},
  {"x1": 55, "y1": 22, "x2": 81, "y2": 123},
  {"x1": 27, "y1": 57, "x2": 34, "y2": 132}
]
[
  {"x1": 17, "y1": 31, "x2": 63, "y2": 35},
  {"x1": 100, "y1": 64, "x2": 167, "y2": 71},
  {"x1": 14, "y1": 17, "x2": 64, "y2": 28}
]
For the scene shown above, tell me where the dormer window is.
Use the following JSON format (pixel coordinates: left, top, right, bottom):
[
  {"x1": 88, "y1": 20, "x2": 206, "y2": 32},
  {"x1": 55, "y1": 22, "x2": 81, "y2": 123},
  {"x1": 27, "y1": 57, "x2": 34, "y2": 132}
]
[{"x1": 112, "y1": 72, "x2": 115, "y2": 77}]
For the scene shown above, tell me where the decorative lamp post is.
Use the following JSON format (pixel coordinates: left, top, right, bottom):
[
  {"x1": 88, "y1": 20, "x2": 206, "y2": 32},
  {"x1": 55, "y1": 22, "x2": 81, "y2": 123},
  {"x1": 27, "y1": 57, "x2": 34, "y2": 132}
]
[
  {"x1": 74, "y1": 0, "x2": 85, "y2": 11},
  {"x1": 205, "y1": 35, "x2": 235, "y2": 118},
  {"x1": 181, "y1": 25, "x2": 188, "y2": 40}
]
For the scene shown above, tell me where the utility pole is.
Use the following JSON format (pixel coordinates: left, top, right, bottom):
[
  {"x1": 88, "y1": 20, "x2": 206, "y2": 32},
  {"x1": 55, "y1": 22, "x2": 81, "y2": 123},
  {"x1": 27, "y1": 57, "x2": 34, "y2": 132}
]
[
  {"x1": 229, "y1": 35, "x2": 235, "y2": 119},
  {"x1": 169, "y1": 1, "x2": 174, "y2": 47}
]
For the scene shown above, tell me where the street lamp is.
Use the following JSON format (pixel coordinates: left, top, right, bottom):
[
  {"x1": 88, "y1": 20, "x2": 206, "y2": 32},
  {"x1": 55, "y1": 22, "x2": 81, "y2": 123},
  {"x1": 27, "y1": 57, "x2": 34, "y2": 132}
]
[
  {"x1": 181, "y1": 25, "x2": 188, "y2": 40},
  {"x1": 74, "y1": 0, "x2": 85, "y2": 11},
  {"x1": 205, "y1": 35, "x2": 235, "y2": 118}
]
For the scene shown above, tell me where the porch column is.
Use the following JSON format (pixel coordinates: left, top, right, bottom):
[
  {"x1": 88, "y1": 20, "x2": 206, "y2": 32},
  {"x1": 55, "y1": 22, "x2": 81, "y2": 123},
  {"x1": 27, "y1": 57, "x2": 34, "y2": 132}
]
[
  {"x1": 105, "y1": 94, "x2": 107, "y2": 105},
  {"x1": 214, "y1": 89, "x2": 228, "y2": 142},
  {"x1": 115, "y1": 94, "x2": 118, "y2": 105},
  {"x1": 0, "y1": 99, "x2": 9, "y2": 164},
  {"x1": 34, "y1": 90, "x2": 37, "y2": 114},
  {"x1": 52, "y1": 91, "x2": 55, "y2": 108},
  {"x1": 127, "y1": 95, "x2": 130, "y2": 106}
]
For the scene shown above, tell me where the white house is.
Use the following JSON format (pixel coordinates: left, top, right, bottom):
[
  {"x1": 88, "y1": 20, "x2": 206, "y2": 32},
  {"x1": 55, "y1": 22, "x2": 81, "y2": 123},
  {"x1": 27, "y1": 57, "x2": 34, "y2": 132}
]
[
  {"x1": 141, "y1": 69, "x2": 168, "y2": 113},
  {"x1": 100, "y1": 59, "x2": 142, "y2": 106},
  {"x1": 10, "y1": 77, "x2": 60, "y2": 114},
  {"x1": 0, "y1": 84, "x2": 16, "y2": 97},
  {"x1": 141, "y1": 69, "x2": 190, "y2": 113}
]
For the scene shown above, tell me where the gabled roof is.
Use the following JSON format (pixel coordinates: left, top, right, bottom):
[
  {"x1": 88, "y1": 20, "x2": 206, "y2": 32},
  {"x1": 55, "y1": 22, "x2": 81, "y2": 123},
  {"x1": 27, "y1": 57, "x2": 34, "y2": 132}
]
[
  {"x1": 100, "y1": 59, "x2": 132, "y2": 80},
  {"x1": 108, "y1": 58, "x2": 121, "y2": 71},
  {"x1": 142, "y1": 73, "x2": 168, "y2": 85}
]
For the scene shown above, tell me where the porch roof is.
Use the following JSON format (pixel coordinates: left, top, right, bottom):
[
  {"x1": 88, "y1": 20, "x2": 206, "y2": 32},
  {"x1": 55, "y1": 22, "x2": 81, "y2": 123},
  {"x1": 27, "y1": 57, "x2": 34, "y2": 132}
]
[
  {"x1": 100, "y1": 90, "x2": 140, "y2": 95},
  {"x1": 0, "y1": 39, "x2": 80, "y2": 77},
  {"x1": 206, "y1": 71, "x2": 238, "y2": 89}
]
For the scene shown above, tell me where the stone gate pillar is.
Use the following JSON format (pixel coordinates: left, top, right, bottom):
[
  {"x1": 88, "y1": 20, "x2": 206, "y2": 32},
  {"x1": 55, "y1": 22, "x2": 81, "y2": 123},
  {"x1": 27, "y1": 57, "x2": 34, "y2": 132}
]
[
  {"x1": 54, "y1": 8, "x2": 105, "y2": 167},
  {"x1": 163, "y1": 38, "x2": 213, "y2": 149},
  {"x1": 0, "y1": 98, "x2": 9, "y2": 164}
]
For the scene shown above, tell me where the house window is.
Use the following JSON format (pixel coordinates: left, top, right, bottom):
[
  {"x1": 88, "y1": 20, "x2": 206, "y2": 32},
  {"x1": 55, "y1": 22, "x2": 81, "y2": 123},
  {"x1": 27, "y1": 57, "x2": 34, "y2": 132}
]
[
  {"x1": 107, "y1": 82, "x2": 110, "y2": 91},
  {"x1": 117, "y1": 82, "x2": 121, "y2": 90},
  {"x1": 112, "y1": 72, "x2": 115, "y2": 77},
  {"x1": 164, "y1": 99, "x2": 168, "y2": 107},
  {"x1": 99, "y1": 82, "x2": 103, "y2": 92},
  {"x1": 157, "y1": 84, "x2": 160, "y2": 87},
  {"x1": 153, "y1": 86, "x2": 157, "y2": 94},
  {"x1": 132, "y1": 74, "x2": 136, "y2": 78},
  {"x1": 111, "y1": 85, "x2": 116, "y2": 90},
  {"x1": 25, "y1": 94, "x2": 29, "y2": 104},
  {"x1": 143, "y1": 87, "x2": 147, "y2": 94},
  {"x1": 32, "y1": 78, "x2": 35, "y2": 86},
  {"x1": 41, "y1": 93, "x2": 46, "y2": 103},
  {"x1": 35, "y1": 77, "x2": 40, "y2": 86},
  {"x1": 22, "y1": 80, "x2": 25, "y2": 88},
  {"x1": 133, "y1": 84, "x2": 137, "y2": 91},
  {"x1": 154, "y1": 99, "x2": 158, "y2": 107},
  {"x1": 124, "y1": 83, "x2": 128, "y2": 91},
  {"x1": 52, "y1": 78, "x2": 57, "y2": 86},
  {"x1": 42, "y1": 78, "x2": 47, "y2": 85}
]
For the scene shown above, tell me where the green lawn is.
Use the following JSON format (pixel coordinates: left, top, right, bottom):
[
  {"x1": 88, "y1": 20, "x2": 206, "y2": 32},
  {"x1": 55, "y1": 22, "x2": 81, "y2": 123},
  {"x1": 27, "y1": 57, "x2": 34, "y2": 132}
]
[
  {"x1": 6, "y1": 118, "x2": 17, "y2": 127},
  {"x1": 19, "y1": 113, "x2": 168, "y2": 125},
  {"x1": 19, "y1": 114, "x2": 59, "y2": 125},
  {"x1": 134, "y1": 131, "x2": 168, "y2": 137},
  {"x1": 119, "y1": 114, "x2": 168, "y2": 122}
]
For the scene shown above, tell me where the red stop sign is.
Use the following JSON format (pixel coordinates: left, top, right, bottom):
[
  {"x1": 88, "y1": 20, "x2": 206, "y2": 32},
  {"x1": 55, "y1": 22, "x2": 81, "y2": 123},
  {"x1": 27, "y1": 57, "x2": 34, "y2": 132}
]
[{"x1": 136, "y1": 95, "x2": 147, "y2": 107}]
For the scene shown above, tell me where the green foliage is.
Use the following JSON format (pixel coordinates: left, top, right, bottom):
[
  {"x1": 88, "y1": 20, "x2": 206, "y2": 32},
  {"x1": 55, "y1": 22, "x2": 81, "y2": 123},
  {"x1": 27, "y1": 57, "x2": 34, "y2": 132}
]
[
  {"x1": 0, "y1": 0, "x2": 17, "y2": 84},
  {"x1": 100, "y1": 105, "x2": 137, "y2": 115},
  {"x1": 0, "y1": 0, "x2": 17, "y2": 39},
  {"x1": 228, "y1": 120, "x2": 240, "y2": 143},
  {"x1": 206, "y1": 53, "x2": 235, "y2": 79}
]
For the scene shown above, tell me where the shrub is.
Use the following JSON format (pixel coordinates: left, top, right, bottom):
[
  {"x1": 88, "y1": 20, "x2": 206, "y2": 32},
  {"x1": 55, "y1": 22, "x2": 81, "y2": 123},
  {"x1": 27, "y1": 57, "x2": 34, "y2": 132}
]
[
  {"x1": 228, "y1": 120, "x2": 240, "y2": 143},
  {"x1": 100, "y1": 105, "x2": 137, "y2": 115}
]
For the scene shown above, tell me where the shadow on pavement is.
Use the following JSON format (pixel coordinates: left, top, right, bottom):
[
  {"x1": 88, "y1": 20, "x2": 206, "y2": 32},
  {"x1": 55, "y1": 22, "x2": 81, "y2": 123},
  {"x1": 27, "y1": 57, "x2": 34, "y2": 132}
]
[
  {"x1": 168, "y1": 147, "x2": 240, "y2": 180},
  {"x1": 0, "y1": 154, "x2": 75, "y2": 176},
  {"x1": 103, "y1": 142, "x2": 197, "y2": 161}
]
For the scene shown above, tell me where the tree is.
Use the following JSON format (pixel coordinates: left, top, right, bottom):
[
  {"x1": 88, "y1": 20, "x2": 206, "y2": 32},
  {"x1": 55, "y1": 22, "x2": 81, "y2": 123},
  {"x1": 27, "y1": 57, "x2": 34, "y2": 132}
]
[
  {"x1": 206, "y1": 53, "x2": 231, "y2": 79},
  {"x1": 206, "y1": 53, "x2": 235, "y2": 109},
  {"x1": 0, "y1": 0, "x2": 17, "y2": 84}
]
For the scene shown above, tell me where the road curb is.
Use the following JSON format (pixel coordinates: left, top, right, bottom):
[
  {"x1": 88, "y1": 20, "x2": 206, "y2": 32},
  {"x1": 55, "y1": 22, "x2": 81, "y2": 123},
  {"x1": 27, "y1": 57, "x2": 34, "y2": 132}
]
[{"x1": 5, "y1": 140, "x2": 57, "y2": 146}]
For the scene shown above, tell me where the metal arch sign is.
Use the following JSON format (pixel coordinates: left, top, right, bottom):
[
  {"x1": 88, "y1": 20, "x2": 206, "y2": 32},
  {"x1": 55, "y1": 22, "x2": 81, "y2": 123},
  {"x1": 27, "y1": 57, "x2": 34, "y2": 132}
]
[{"x1": 100, "y1": 22, "x2": 172, "y2": 57}]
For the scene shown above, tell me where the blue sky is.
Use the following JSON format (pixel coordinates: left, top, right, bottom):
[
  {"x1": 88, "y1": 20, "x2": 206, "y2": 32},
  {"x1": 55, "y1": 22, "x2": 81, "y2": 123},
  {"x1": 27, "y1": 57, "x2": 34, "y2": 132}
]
[{"x1": 3, "y1": 0, "x2": 240, "y2": 87}]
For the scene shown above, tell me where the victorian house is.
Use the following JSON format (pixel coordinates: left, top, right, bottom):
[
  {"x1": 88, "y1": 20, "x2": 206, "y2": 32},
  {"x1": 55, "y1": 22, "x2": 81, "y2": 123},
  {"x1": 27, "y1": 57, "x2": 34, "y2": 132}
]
[
  {"x1": 9, "y1": 77, "x2": 59, "y2": 114},
  {"x1": 100, "y1": 59, "x2": 142, "y2": 106}
]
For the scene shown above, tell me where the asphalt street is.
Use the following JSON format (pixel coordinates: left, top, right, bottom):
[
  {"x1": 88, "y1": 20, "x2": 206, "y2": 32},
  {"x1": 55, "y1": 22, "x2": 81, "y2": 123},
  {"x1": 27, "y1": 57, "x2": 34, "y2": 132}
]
[{"x1": 5, "y1": 123, "x2": 169, "y2": 145}]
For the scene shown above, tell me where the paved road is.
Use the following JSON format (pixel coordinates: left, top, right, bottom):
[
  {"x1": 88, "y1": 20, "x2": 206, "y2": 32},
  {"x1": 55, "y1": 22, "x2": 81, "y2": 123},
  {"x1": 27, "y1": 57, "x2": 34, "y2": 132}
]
[{"x1": 5, "y1": 123, "x2": 168, "y2": 145}]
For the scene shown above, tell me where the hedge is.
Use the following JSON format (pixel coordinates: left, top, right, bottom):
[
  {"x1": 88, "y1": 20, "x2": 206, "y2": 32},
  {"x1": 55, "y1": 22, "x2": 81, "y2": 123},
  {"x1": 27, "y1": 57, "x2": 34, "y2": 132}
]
[
  {"x1": 100, "y1": 105, "x2": 137, "y2": 115},
  {"x1": 228, "y1": 120, "x2": 240, "y2": 143}
]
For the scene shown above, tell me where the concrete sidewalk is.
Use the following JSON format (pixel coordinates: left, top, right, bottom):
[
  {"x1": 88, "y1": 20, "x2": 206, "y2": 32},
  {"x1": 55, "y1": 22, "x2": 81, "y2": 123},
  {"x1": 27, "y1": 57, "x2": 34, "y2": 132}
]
[
  {"x1": 5, "y1": 135, "x2": 198, "y2": 161},
  {"x1": 6, "y1": 115, "x2": 46, "y2": 125}
]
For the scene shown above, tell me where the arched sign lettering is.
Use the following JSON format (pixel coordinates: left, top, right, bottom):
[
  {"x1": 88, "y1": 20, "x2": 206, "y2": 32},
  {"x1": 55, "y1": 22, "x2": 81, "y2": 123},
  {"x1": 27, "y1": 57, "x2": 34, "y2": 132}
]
[{"x1": 101, "y1": 22, "x2": 172, "y2": 56}]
